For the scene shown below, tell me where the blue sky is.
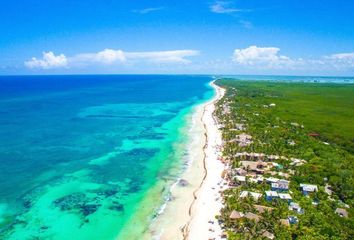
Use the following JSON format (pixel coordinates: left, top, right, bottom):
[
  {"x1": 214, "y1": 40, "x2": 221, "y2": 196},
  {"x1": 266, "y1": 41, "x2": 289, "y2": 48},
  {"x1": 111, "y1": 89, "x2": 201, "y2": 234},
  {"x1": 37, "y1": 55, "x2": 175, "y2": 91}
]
[{"x1": 0, "y1": 0, "x2": 353, "y2": 75}]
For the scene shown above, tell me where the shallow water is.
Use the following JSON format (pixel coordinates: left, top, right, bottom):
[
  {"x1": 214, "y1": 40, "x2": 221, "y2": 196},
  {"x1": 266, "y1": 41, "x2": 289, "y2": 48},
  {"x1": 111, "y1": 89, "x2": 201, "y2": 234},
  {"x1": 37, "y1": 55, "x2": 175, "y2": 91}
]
[{"x1": 0, "y1": 75, "x2": 213, "y2": 239}]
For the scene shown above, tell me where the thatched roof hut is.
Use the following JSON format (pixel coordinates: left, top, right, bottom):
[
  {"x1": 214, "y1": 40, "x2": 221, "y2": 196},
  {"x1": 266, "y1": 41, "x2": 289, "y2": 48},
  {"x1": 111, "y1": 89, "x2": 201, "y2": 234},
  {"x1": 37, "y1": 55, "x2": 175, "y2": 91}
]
[{"x1": 229, "y1": 210, "x2": 243, "y2": 220}]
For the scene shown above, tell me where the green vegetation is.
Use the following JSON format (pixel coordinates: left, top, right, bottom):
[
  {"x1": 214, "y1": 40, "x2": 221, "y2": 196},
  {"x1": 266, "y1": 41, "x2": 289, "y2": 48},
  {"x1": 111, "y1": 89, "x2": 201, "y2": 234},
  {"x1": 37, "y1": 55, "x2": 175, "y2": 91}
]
[
  {"x1": 218, "y1": 79, "x2": 354, "y2": 153},
  {"x1": 215, "y1": 79, "x2": 354, "y2": 240}
]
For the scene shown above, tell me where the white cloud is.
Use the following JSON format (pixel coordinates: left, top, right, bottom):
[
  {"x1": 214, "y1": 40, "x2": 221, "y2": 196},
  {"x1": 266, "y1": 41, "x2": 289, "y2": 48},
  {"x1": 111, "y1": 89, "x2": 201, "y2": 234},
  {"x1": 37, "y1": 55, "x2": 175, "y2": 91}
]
[
  {"x1": 126, "y1": 50, "x2": 200, "y2": 63},
  {"x1": 210, "y1": 1, "x2": 243, "y2": 14},
  {"x1": 327, "y1": 52, "x2": 354, "y2": 60},
  {"x1": 75, "y1": 49, "x2": 126, "y2": 64},
  {"x1": 326, "y1": 52, "x2": 354, "y2": 68},
  {"x1": 95, "y1": 49, "x2": 126, "y2": 63},
  {"x1": 25, "y1": 52, "x2": 68, "y2": 69},
  {"x1": 25, "y1": 49, "x2": 199, "y2": 69},
  {"x1": 132, "y1": 7, "x2": 164, "y2": 14},
  {"x1": 233, "y1": 46, "x2": 293, "y2": 68},
  {"x1": 232, "y1": 46, "x2": 354, "y2": 72}
]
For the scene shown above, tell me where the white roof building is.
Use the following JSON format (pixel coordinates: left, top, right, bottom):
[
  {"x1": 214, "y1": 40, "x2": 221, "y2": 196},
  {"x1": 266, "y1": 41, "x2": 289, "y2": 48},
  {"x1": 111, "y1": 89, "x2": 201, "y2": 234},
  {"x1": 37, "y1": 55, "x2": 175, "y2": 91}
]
[
  {"x1": 266, "y1": 177, "x2": 280, "y2": 183},
  {"x1": 235, "y1": 175, "x2": 246, "y2": 182},
  {"x1": 289, "y1": 202, "x2": 303, "y2": 213},
  {"x1": 265, "y1": 191, "x2": 279, "y2": 197},
  {"x1": 300, "y1": 184, "x2": 318, "y2": 192},
  {"x1": 240, "y1": 191, "x2": 262, "y2": 200},
  {"x1": 278, "y1": 193, "x2": 292, "y2": 201}
]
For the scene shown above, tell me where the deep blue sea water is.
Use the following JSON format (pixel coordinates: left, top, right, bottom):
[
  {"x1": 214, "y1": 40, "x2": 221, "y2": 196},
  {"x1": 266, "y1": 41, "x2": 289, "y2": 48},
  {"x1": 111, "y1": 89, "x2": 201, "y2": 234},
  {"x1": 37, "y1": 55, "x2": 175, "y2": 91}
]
[{"x1": 0, "y1": 75, "x2": 213, "y2": 239}]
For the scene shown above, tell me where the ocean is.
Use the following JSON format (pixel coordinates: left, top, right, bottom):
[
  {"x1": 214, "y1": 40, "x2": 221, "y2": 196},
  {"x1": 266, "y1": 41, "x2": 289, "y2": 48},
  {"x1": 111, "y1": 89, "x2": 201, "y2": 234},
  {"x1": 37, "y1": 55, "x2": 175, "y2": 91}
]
[{"x1": 0, "y1": 75, "x2": 213, "y2": 239}]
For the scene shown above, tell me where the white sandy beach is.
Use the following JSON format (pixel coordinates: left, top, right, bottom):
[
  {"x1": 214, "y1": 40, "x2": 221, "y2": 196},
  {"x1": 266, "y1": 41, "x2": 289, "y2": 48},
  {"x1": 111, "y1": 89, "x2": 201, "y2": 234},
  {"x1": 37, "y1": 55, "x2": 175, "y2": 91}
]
[{"x1": 147, "y1": 81, "x2": 226, "y2": 240}]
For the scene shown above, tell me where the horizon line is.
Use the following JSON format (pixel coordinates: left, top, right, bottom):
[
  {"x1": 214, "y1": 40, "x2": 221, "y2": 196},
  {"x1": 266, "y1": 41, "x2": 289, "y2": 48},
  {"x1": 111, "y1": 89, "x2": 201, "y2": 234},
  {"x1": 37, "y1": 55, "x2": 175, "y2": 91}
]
[{"x1": 1, "y1": 73, "x2": 354, "y2": 78}]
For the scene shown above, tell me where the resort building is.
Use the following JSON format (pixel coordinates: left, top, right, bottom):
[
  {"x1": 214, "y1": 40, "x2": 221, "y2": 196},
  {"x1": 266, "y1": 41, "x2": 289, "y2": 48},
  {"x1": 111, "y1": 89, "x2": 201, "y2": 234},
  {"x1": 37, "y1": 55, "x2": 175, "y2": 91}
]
[
  {"x1": 265, "y1": 191, "x2": 279, "y2": 201},
  {"x1": 240, "y1": 191, "x2": 262, "y2": 200},
  {"x1": 244, "y1": 212, "x2": 261, "y2": 223},
  {"x1": 234, "y1": 133, "x2": 253, "y2": 147},
  {"x1": 234, "y1": 152, "x2": 266, "y2": 161},
  {"x1": 266, "y1": 177, "x2": 280, "y2": 183},
  {"x1": 289, "y1": 202, "x2": 303, "y2": 214},
  {"x1": 253, "y1": 205, "x2": 274, "y2": 213},
  {"x1": 271, "y1": 179, "x2": 290, "y2": 192},
  {"x1": 234, "y1": 168, "x2": 247, "y2": 176},
  {"x1": 229, "y1": 211, "x2": 262, "y2": 223},
  {"x1": 300, "y1": 184, "x2": 318, "y2": 195},
  {"x1": 335, "y1": 208, "x2": 349, "y2": 218},
  {"x1": 240, "y1": 161, "x2": 268, "y2": 174},
  {"x1": 229, "y1": 210, "x2": 244, "y2": 221},
  {"x1": 288, "y1": 216, "x2": 299, "y2": 224},
  {"x1": 234, "y1": 175, "x2": 246, "y2": 185},
  {"x1": 278, "y1": 193, "x2": 292, "y2": 202}
]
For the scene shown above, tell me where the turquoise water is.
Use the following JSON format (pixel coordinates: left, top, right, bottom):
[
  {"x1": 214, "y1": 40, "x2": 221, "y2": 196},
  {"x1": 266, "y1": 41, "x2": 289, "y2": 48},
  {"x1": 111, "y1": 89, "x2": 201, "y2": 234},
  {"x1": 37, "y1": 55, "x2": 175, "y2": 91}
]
[{"x1": 0, "y1": 75, "x2": 213, "y2": 239}]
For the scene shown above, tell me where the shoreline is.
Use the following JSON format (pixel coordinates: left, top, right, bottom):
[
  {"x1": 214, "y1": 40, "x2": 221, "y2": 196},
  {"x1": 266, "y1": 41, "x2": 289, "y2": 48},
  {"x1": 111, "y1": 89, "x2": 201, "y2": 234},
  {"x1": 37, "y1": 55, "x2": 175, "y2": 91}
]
[
  {"x1": 147, "y1": 81, "x2": 226, "y2": 239},
  {"x1": 185, "y1": 81, "x2": 226, "y2": 240}
]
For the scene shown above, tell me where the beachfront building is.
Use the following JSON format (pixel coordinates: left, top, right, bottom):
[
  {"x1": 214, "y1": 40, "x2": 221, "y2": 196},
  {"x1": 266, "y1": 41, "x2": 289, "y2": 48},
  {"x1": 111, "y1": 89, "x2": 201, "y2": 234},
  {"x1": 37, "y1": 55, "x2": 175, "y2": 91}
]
[
  {"x1": 265, "y1": 191, "x2": 279, "y2": 201},
  {"x1": 279, "y1": 193, "x2": 292, "y2": 202},
  {"x1": 233, "y1": 133, "x2": 253, "y2": 147},
  {"x1": 229, "y1": 210, "x2": 244, "y2": 221},
  {"x1": 254, "y1": 205, "x2": 274, "y2": 213},
  {"x1": 300, "y1": 184, "x2": 318, "y2": 195},
  {"x1": 288, "y1": 216, "x2": 299, "y2": 224},
  {"x1": 234, "y1": 168, "x2": 247, "y2": 176},
  {"x1": 229, "y1": 210, "x2": 262, "y2": 224},
  {"x1": 240, "y1": 191, "x2": 262, "y2": 201},
  {"x1": 240, "y1": 161, "x2": 268, "y2": 174},
  {"x1": 335, "y1": 208, "x2": 349, "y2": 218},
  {"x1": 234, "y1": 175, "x2": 246, "y2": 185},
  {"x1": 266, "y1": 177, "x2": 280, "y2": 183},
  {"x1": 234, "y1": 152, "x2": 266, "y2": 161},
  {"x1": 244, "y1": 212, "x2": 261, "y2": 223},
  {"x1": 289, "y1": 202, "x2": 304, "y2": 214},
  {"x1": 271, "y1": 179, "x2": 290, "y2": 192}
]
